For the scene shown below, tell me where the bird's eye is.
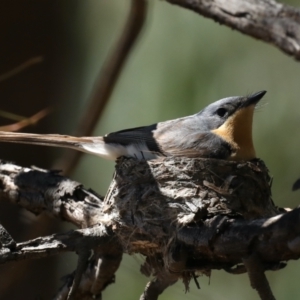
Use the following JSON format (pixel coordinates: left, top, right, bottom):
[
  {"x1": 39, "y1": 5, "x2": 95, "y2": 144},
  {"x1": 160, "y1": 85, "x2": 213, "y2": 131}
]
[{"x1": 216, "y1": 108, "x2": 227, "y2": 117}]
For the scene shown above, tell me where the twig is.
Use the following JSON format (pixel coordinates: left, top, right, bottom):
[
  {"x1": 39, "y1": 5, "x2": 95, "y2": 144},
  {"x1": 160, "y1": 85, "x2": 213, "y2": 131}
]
[
  {"x1": 0, "y1": 107, "x2": 52, "y2": 132},
  {"x1": 54, "y1": 0, "x2": 148, "y2": 175},
  {"x1": 67, "y1": 249, "x2": 91, "y2": 300},
  {"x1": 90, "y1": 242, "x2": 123, "y2": 295},
  {"x1": 139, "y1": 254, "x2": 180, "y2": 299},
  {"x1": 54, "y1": 241, "x2": 123, "y2": 300},
  {"x1": 140, "y1": 273, "x2": 178, "y2": 300},
  {"x1": 0, "y1": 225, "x2": 112, "y2": 265},
  {"x1": 0, "y1": 56, "x2": 43, "y2": 82},
  {"x1": 140, "y1": 262, "x2": 180, "y2": 300},
  {"x1": 0, "y1": 216, "x2": 58, "y2": 297},
  {"x1": 243, "y1": 253, "x2": 276, "y2": 300}
]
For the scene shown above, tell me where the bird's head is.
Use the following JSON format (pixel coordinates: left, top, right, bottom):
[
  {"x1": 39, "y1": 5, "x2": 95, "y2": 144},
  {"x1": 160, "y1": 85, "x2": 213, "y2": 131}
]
[{"x1": 198, "y1": 91, "x2": 266, "y2": 160}]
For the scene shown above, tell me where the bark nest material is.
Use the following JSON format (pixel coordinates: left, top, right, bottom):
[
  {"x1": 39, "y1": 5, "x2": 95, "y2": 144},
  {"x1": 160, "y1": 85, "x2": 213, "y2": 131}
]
[{"x1": 103, "y1": 157, "x2": 278, "y2": 256}]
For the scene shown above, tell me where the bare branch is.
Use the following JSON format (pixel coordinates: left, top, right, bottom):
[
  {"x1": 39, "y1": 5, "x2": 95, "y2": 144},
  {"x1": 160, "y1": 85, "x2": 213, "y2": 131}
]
[
  {"x1": 0, "y1": 223, "x2": 122, "y2": 300},
  {"x1": 54, "y1": 234, "x2": 123, "y2": 300},
  {"x1": 0, "y1": 56, "x2": 43, "y2": 82},
  {"x1": 0, "y1": 161, "x2": 104, "y2": 227},
  {"x1": 0, "y1": 225, "x2": 112, "y2": 265},
  {"x1": 177, "y1": 211, "x2": 300, "y2": 267},
  {"x1": 140, "y1": 255, "x2": 179, "y2": 300},
  {"x1": 67, "y1": 249, "x2": 91, "y2": 300},
  {"x1": 54, "y1": 0, "x2": 148, "y2": 175},
  {"x1": 166, "y1": 0, "x2": 300, "y2": 60},
  {"x1": 0, "y1": 107, "x2": 52, "y2": 132},
  {"x1": 1, "y1": 157, "x2": 300, "y2": 299},
  {"x1": 140, "y1": 274, "x2": 178, "y2": 300},
  {"x1": 243, "y1": 253, "x2": 276, "y2": 300}
]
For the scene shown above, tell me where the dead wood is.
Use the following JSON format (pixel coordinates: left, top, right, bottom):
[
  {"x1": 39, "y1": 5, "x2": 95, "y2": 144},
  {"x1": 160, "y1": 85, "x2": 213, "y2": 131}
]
[
  {"x1": 1, "y1": 157, "x2": 300, "y2": 299},
  {"x1": 166, "y1": 0, "x2": 300, "y2": 60}
]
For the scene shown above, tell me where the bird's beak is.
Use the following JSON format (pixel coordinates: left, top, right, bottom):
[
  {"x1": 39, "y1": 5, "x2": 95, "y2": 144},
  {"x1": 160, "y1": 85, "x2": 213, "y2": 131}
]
[
  {"x1": 241, "y1": 90, "x2": 266, "y2": 108},
  {"x1": 212, "y1": 90, "x2": 267, "y2": 161}
]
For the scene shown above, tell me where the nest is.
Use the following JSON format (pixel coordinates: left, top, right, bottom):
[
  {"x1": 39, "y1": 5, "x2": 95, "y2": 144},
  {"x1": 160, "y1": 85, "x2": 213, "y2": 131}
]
[{"x1": 101, "y1": 157, "x2": 278, "y2": 257}]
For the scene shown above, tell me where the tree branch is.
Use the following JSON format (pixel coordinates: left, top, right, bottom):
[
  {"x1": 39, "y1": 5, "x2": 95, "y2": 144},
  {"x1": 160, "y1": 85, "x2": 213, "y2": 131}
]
[
  {"x1": 243, "y1": 253, "x2": 276, "y2": 300},
  {"x1": 54, "y1": 0, "x2": 148, "y2": 175},
  {"x1": 0, "y1": 161, "x2": 104, "y2": 227},
  {"x1": 0, "y1": 225, "x2": 112, "y2": 265},
  {"x1": 166, "y1": 0, "x2": 300, "y2": 60},
  {"x1": 1, "y1": 157, "x2": 300, "y2": 299},
  {"x1": 53, "y1": 241, "x2": 123, "y2": 300}
]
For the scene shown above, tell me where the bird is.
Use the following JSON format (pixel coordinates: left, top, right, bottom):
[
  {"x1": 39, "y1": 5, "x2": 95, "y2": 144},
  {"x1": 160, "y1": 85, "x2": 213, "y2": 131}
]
[{"x1": 0, "y1": 91, "x2": 266, "y2": 161}]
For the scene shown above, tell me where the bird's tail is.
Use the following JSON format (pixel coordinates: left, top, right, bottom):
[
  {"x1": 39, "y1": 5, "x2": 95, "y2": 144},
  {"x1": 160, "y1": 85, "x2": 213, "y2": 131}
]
[{"x1": 0, "y1": 131, "x2": 114, "y2": 159}]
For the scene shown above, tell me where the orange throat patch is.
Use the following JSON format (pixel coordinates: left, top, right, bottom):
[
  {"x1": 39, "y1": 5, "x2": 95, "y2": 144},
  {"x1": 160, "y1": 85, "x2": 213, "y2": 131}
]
[{"x1": 212, "y1": 106, "x2": 256, "y2": 161}]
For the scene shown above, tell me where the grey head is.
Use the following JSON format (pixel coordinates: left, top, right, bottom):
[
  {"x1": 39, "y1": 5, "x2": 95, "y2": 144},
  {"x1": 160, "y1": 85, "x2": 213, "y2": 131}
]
[{"x1": 196, "y1": 91, "x2": 266, "y2": 131}]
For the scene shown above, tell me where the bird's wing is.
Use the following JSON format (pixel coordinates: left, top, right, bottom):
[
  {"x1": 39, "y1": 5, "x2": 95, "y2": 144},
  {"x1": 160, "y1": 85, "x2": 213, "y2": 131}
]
[
  {"x1": 104, "y1": 117, "x2": 232, "y2": 159},
  {"x1": 103, "y1": 124, "x2": 163, "y2": 156},
  {"x1": 154, "y1": 130, "x2": 232, "y2": 159}
]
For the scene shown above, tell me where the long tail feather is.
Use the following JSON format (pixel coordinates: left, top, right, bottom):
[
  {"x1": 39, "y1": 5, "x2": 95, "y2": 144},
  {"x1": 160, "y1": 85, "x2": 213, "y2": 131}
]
[{"x1": 0, "y1": 131, "x2": 116, "y2": 159}]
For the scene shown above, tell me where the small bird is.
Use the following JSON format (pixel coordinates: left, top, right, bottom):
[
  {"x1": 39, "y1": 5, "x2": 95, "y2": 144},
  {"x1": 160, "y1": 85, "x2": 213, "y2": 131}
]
[{"x1": 0, "y1": 91, "x2": 266, "y2": 161}]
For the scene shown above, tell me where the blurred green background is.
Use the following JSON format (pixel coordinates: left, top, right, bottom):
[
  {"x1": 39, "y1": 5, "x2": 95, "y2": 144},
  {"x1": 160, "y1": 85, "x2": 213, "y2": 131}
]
[{"x1": 1, "y1": 0, "x2": 300, "y2": 299}]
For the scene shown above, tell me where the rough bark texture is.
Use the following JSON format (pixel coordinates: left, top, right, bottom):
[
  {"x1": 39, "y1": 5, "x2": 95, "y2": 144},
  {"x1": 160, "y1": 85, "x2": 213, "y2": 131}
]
[
  {"x1": 2, "y1": 157, "x2": 300, "y2": 300},
  {"x1": 0, "y1": 162, "x2": 103, "y2": 228},
  {"x1": 166, "y1": 0, "x2": 300, "y2": 60}
]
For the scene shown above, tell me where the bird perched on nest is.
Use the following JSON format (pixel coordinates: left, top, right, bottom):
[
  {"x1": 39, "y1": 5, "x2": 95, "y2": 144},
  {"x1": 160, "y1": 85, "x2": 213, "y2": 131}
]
[{"x1": 0, "y1": 91, "x2": 266, "y2": 161}]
